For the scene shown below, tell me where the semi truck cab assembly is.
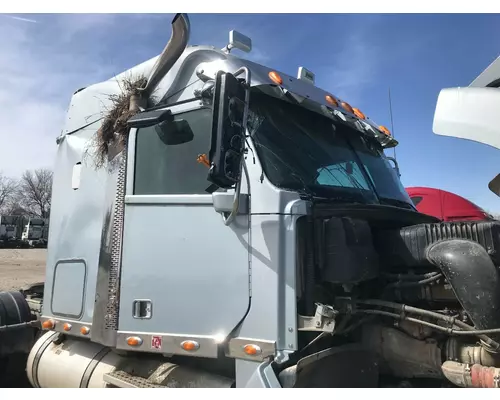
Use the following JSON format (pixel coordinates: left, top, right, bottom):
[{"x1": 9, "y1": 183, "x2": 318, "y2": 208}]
[{"x1": 1, "y1": 13, "x2": 500, "y2": 388}]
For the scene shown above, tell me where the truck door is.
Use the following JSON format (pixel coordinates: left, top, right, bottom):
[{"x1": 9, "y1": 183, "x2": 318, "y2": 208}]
[{"x1": 117, "y1": 105, "x2": 250, "y2": 357}]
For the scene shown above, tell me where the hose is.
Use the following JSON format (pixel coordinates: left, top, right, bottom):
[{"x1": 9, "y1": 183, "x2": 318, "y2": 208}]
[
  {"x1": 386, "y1": 273, "x2": 443, "y2": 288},
  {"x1": 355, "y1": 299, "x2": 500, "y2": 350},
  {"x1": 383, "y1": 272, "x2": 441, "y2": 281}
]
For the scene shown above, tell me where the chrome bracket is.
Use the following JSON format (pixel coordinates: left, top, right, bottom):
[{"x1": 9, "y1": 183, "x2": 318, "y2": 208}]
[{"x1": 297, "y1": 303, "x2": 337, "y2": 333}]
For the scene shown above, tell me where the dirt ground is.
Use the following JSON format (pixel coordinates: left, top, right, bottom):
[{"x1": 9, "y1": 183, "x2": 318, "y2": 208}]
[{"x1": 0, "y1": 249, "x2": 46, "y2": 292}]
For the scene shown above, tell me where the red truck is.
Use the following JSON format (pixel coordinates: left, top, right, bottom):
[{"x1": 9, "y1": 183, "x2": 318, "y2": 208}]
[{"x1": 406, "y1": 186, "x2": 493, "y2": 222}]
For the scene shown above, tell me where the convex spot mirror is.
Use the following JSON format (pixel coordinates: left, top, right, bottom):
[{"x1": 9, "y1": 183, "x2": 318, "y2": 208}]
[
  {"x1": 127, "y1": 108, "x2": 194, "y2": 146},
  {"x1": 155, "y1": 118, "x2": 194, "y2": 146}
]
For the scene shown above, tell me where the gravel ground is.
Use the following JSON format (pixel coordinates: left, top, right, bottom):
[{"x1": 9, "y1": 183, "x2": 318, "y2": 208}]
[{"x1": 0, "y1": 249, "x2": 46, "y2": 292}]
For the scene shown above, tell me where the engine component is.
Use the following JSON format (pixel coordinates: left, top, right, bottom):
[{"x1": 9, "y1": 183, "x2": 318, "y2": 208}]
[
  {"x1": 392, "y1": 281, "x2": 458, "y2": 303},
  {"x1": 427, "y1": 239, "x2": 500, "y2": 338},
  {"x1": 377, "y1": 220, "x2": 500, "y2": 268},
  {"x1": 442, "y1": 361, "x2": 500, "y2": 388},
  {"x1": 445, "y1": 338, "x2": 500, "y2": 367},
  {"x1": 322, "y1": 217, "x2": 379, "y2": 284},
  {"x1": 359, "y1": 324, "x2": 500, "y2": 384},
  {"x1": 279, "y1": 344, "x2": 379, "y2": 388},
  {"x1": 361, "y1": 324, "x2": 443, "y2": 379},
  {"x1": 353, "y1": 298, "x2": 500, "y2": 351},
  {"x1": 27, "y1": 331, "x2": 234, "y2": 388}
]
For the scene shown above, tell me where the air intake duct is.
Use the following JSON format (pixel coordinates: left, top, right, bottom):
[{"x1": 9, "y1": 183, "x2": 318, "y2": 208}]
[{"x1": 426, "y1": 239, "x2": 500, "y2": 338}]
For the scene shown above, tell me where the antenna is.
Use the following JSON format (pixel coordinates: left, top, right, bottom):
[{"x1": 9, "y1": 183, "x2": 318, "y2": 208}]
[{"x1": 388, "y1": 87, "x2": 396, "y2": 160}]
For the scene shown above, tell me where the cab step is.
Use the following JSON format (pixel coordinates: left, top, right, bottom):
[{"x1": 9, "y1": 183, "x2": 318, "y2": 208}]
[{"x1": 103, "y1": 370, "x2": 166, "y2": 388}]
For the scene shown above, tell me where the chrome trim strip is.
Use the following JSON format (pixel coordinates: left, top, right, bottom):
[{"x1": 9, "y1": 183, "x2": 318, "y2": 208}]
[
  {"x1": 125, "y1": 195, "x2": 213, "y2": 205},
  {"x1": 116, "y1": 331, "x2": 220, "y2": 358},
  {"x1": 40, "y1": 316, "x2": 93, "y2": 339},
  {"x1": 227, "y1": 337, "x2": 276, "y2": 362}
]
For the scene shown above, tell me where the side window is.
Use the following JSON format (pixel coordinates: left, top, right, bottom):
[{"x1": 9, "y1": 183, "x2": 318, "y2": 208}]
[
  {"x1": 134, "y1": 108, "x2": 212, "y2": 195},
  {"x1": 411, "y1": 196, "x2": 423, "y2": 206},
  {"x1": 316, "y1": 162, "x2": 371, "y2": 190}
]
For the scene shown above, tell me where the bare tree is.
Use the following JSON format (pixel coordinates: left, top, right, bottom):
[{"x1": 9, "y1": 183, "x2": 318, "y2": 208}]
[
  {"x1": 17, "y1": 168, "x2": 53, "y2": 218},
  {"x1": 0, "y1": 172, "x2": 18, "y2": 214}
]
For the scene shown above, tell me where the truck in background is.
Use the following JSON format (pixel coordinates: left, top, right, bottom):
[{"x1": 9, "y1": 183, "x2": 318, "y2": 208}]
[
  {"x1": 0, "y1": 215, "x2": 49, "y2": 248},
  {"x1": 406, "y1": 186, "x2": 494, "y2": 222},
  {"x1": 0, "y1": 215, "x2": 18, "y2": 244},
  {"x1": 21, "y1": 218, "x2": 49, "y2": 248}
]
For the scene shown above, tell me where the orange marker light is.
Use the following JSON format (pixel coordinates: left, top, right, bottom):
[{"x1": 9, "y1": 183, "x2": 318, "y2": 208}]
[
  {"x1": 181, "y1": 340, "x2": 200, "y2": 351},
  {"x1": 63, "y1": 323, "x2": 72, "y2": 332},
  {"x1": 80, "y1": 326, "x2": 90, "y2": 335},
  {"x1": 341, "y1": 101, "x2": 354, "y2": 114},
  {"x1": 268, "y1": 71, "x2": 283, "y2": 85},
  {"x1": 325, "y1": 95, "x2": 338, "y2": 107},
  {"x1": 42, "y1": 319, "x2": 55, "y2": 330},
  {"x1": 379, "y1": 125, "x2": 391, "y2": 136},
  {"x1": 243, "y1": 344, "x2": 262, "y2": 356},
  {"x1": 353, "y1": 108, "x2": 366, "y2": 120},
  {"x1": 126, "y1": 336, "x2": 143, "y2": 347},
  {"x1": 197, "y1": 154, "x2": 210, "y2": 168}
]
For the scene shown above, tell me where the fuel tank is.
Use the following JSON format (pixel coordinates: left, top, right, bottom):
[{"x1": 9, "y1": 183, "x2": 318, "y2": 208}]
[{"x1": 27, "y1": 331, "x2": 234, "y2": 388}]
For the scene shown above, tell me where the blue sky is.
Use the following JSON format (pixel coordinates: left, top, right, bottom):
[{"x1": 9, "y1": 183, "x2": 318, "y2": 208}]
[{"x1": 1, "y1": 13, "x2": 499, "y2": 211}]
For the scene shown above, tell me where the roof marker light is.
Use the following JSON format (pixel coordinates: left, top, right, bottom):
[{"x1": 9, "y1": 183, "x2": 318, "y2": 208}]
[
  {"x1": 353, "y1": 108, "x2": 366, "y2": 119},
  {"x1": 325, "y1": 95, "x2": 339, "y2": 107},
  {"x1": 63, "y1": 323, "x2": 72, "y2": 332},
  {"x1": 269, "y1": 71, "x2": 283, "y2": 85},
  {"x1": 379, "y1": 125, "x2": 391, "y2": 136},
  {"x1": 341, "y1": 101, "x2": 354, "y2": 114}
]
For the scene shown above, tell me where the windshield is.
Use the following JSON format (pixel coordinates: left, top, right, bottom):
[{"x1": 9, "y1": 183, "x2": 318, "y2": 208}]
[{"x1": 247, "y1": 91, "x2": 414, "y2": 209}]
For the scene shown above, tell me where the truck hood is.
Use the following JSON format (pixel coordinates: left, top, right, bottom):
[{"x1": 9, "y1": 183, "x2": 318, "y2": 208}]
[{"x1": 433, "y1": 55, "x2": 500, "y2": 196}]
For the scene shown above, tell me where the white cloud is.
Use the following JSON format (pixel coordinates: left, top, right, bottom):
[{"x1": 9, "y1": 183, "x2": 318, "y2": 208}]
[
  {"x1": 1, "y1": 15, "x2": 38, "y2": 23},
  {"x1": 0, "y1": 15, "x2": 138, "y2": 178}
]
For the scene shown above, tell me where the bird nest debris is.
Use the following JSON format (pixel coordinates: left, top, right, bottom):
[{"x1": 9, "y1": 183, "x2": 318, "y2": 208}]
[{"x1": 91, "y1": 75, "x2": 148, "y2": 169}]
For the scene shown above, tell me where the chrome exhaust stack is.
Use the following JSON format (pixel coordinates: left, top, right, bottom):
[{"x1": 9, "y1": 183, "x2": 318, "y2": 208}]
[{"x1": 141, "y1": 13, "x2": 191, "y2": 98}]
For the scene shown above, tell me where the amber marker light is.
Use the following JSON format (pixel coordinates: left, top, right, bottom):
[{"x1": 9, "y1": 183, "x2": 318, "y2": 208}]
[
  {"x1": 243, "y1": 344, "x2": 262, "y2": 356},
  {"x1": 126, "y1": 336, "x2": 143, "y2": 347},
  {"x1": 80, "y1": 326, "x2": 90, "y2": 335},
  {"x1": 379, "y1": 125, "x2": 391, "y2": 136},
  {"x1": 42, "y1": 319, "x2": 55, "y2": 330},
  {"x1": 325, "y1": 95, "x2": 339, "y2": 107},
  {"x1": 353, "y1": 108, "x2": 366, "y2": 119},
  {"x1": 268, "y1": 71, "x2": 283, "y2": 85},
  {"x1": 181, "y1": 340, "x2": 200, "y2": 352},
  {"x1": 341, "y1": 101, "x2": 354, "y2": 114}
]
